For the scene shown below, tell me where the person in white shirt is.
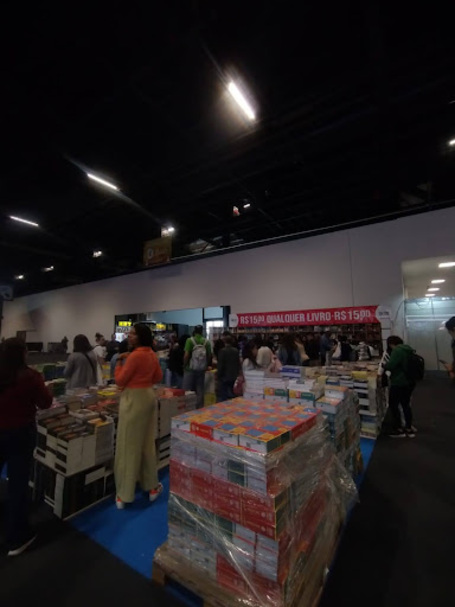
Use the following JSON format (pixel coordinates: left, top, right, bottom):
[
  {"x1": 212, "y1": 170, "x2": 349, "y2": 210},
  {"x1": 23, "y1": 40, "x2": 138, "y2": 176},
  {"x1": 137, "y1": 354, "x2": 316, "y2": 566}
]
[
  {"x1": 242, "y1": 341, "x2": 259, "y2": 372},
  {"x1": 93, "y1": 332, "x2": 107, "y2": 385},
  {"x1": 255, "y1": 338, "x2": 274, "y2": 370}
]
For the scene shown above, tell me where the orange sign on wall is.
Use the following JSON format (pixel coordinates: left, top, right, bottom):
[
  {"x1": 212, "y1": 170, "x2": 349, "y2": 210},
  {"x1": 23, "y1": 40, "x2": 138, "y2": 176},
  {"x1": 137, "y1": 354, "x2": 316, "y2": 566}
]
[{"x1": 143, "y1": 237, "x2": 172, "y2": 267}]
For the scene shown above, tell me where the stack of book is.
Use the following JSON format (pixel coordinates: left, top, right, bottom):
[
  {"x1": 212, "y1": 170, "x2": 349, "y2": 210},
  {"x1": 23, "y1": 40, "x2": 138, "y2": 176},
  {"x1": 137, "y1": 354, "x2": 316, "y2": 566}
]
[
  {"x1": 155, "y1": 398, "x2": 356, "y2": 607},
  {"x1": 304, "y1": 365, "x2": 386, "y2": 438},
  {"x1": 314, "y1": 385, "x2": 361, "y2": 476}
]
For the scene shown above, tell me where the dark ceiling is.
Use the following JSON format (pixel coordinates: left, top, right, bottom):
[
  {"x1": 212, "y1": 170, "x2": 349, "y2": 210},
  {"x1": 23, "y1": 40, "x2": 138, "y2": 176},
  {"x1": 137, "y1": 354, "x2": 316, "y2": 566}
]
[{"x1": 2, "y1": 3, "x2": 455, "y2": 297}]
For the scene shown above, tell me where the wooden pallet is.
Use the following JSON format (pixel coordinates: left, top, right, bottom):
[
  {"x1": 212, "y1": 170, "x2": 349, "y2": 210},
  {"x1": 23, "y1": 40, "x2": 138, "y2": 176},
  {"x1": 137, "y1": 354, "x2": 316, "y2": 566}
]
[
  {"x1": 152, "y1": 540, "x2": 336, "y2": 607},
  {"x1": 153, "y1": 544, "x2": 230, "y2": 607}
]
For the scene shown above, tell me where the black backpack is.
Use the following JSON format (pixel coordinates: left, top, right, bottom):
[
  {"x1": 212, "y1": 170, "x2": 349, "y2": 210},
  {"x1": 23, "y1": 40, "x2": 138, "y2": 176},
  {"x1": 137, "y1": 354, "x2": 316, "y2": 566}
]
[{"x1": 405, "y1": 350, "x2": 425, "y2": 384}]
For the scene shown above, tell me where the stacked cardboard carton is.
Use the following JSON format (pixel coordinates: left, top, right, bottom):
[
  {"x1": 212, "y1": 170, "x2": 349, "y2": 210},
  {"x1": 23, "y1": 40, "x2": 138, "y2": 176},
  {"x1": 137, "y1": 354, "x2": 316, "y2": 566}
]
[
  {"x1": 31, "y1": 458, "x2": 115, "y2": 519},
  {"x1": 36, "y1": 406, "x2": 115, "y2": 476},
  {"x1": 154, "y1": 398, "x2": 356, "y2": 607}
]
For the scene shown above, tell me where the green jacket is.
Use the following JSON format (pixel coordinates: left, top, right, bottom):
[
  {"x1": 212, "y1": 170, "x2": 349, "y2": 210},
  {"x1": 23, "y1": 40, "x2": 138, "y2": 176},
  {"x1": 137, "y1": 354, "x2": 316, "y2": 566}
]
[{"x1": 385, "y1": 344, "x2": 414, "y2": 387}]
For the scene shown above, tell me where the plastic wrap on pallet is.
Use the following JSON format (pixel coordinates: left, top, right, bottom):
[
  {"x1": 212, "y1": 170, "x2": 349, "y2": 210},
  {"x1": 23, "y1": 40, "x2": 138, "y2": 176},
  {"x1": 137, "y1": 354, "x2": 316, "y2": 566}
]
[{"x1": 155, "y1": 402, "x2": 357, "y2": 607}]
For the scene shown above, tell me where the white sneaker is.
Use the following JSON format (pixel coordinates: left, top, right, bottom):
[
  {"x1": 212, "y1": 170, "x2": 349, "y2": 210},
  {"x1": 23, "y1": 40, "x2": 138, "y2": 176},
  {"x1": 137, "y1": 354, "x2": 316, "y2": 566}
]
[
  {"x1": 115, "y1": 496, "x2": 125, "y2": 510},
  {"x1": 149, "y1": 483, "x2": 164, "y2": 502},
  {"x1": 8, "y1": 534, "x2": 37, "y2": 557}
]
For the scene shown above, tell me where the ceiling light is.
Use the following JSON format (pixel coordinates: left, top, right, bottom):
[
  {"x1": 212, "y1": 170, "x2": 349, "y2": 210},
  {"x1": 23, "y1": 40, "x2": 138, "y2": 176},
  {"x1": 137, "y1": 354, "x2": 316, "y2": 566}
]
[
  {"x1": 438, "y1": 261, "x2": 455, "y2": 268},
  {"x1": 87, "y1": 173, "x2": 119, "y2": 191},
  {"x1": 161, "y1": 226, "x2": 175, "y2": 237},
  {"x1": 425, "y1": 293, "x2": 435, "y2": 297},
  {"x1": 42, "y1": 265, "x2": 54, "y2": 272},
  {"x1": 14, "y1": 274, "x2": 25, "y2": 280},
  {"x1": 227, "y1": 81, "x2": 256, "y2": 121},
  {"x1": 10, "y1": 215, "x2": 39, "y2": 227},
  {"x1": 449, "y1": 139, "x2": 455, "y2": 146},
  {"x1": 431, "y1": 279, "x2": 445, "y2": 284},
  {"x1": 93, "y1": 250, "x2": 103, "y2": 258},
  {"x1": 243, "y1": 203, "x2": 251, "y2": 209},
  {"x1": 427, "y1": 287, "x2": 440, "y2": 291}
]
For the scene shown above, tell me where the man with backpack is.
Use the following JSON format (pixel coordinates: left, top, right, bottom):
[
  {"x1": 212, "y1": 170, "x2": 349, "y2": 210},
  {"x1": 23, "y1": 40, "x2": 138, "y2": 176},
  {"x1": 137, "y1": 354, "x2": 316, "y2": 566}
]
[
  {"x1": 385, "y1": 335, "x2": 422, "y2": 438},
  {"x1": 183, "y1": 326, "x2": 212, "y2": 409}
]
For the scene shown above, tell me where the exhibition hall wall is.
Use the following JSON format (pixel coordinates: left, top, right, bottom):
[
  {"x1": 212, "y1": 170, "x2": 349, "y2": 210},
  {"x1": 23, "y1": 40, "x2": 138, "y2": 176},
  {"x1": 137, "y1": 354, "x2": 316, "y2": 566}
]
[{"x1": 2, "y1": 207, "x2": 454, "y2": 348}]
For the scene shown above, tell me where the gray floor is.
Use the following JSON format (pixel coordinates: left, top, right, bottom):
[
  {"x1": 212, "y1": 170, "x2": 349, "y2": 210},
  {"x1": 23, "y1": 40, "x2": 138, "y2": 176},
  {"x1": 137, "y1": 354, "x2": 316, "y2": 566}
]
[{"x1": 321, "y1": 375, "x2": 455, "y2": 607}]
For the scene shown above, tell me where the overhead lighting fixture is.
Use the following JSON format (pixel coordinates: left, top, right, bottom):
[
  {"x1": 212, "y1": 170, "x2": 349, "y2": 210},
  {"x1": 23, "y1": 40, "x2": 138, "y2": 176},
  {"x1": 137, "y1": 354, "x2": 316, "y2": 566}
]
[
  {"x1": 42, "y1": 265, "x2": 54, "y2": 272},
  {"x1": 449, "y1": 139, "x2": 455, "y2": 146},
  {"x1": 438, "y1": 261, "x2": 455, "y2": 268},
  {"x1": 431, "y1": 279, "x2": 445, "y2": 284},
  {"x1": 425, "y1": 293, "x2": 436, "y2": 297},
  {"x1": 93, "y1": 250, "x2": 103, "y2": 258},
  {"x1": 227, "y1": 81, "x2": 256, "y2": 121},
  {"x1": 10, "y1": 215, "x2": 39, "y2": 228},
  {"x1": 87, "y1": 173, "x2": 119, "y2": 191},
  {"x1": 427, "y1": 287, "x2": 440, "y2": 291},
  {"x1": 243, "y1": 203, "x2": 251, "y2": 209},
  {"x1": 14, "y1": 274, "x2": 25, "y2": 280},
  {"x1": 161, "y1": 226, "x2": 175, "y2": 237}
]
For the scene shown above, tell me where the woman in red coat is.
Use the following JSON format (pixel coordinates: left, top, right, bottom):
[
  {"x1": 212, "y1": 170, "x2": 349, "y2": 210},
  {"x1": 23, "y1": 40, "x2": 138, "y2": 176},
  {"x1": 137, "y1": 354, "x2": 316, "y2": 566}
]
[{"x1": 0, "y1": 338, "x2": 52, "y2": 556}]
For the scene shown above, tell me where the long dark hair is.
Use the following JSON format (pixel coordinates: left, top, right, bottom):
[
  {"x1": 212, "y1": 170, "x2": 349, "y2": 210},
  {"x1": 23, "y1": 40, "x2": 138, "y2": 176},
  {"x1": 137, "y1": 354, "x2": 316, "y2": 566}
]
[
  {"x1": 134, "y1": 323, "x2": 153, "y2": 348},
  {"x1": 0, "y1": 338, "x2": 27, "y2": 393},
  {"x1": 243, "y1": 340, "x2": 258, "y2": 368},
  {"x1": 281, "y1": 332, "x2": 298, "y2": 352},
  {"x1": 73, "y1": 334, "x2": 93, "y2": 353}
]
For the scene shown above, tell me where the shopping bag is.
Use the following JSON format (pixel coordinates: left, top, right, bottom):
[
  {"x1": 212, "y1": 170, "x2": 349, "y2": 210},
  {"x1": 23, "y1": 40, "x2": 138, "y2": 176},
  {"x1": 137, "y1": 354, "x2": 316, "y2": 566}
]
[
  {"x1": 233, "y1": 375, "x2": 245, "y2": 396},
  {"x1": 332, "y1": 343, "x2": 342, "y2": 360}
]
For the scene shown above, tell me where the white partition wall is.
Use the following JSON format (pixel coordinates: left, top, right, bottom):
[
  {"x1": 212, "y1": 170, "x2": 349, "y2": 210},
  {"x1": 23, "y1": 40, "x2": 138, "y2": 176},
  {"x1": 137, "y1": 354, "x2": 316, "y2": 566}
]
[
  {"x1": 2, "y1": 207, "x2": 455, "y2": 347},
  {"x1": 405, "y1": 298, "x2": 455, "y2": 371}
]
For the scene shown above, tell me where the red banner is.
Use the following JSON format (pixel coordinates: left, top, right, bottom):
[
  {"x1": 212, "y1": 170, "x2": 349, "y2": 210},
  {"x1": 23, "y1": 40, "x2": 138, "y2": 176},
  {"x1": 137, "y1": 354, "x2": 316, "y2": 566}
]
[{"x1": 229, "y1": 306, "x2": 379, "y2": 328}]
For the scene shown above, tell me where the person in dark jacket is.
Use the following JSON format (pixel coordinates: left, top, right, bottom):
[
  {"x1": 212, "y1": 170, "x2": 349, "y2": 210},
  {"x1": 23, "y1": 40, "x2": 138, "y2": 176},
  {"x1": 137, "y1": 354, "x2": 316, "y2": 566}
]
[
  {"x1": 384, "y1": 336, "x2": 416, "y2": 438},
  {"x1": 106, "y1": 334, "x2": 120, "y2": 362},
  {"x1": 168, "y1": 334, "x2": 189, "y2": 388},
  {"x1": 0, "y1": 338, "x2": 52, "y2": 556},
  {"x1": 277, "y1": 333, "x2": 301, "y2": 366},
  {"x1": 444, "y1": 317, "x2": 455, "y2": 381},
  {"x1": 217, "y1": 336, "x2": 241, "y2": 401},
  {"x1": 319, "y1": 331, "x2": 333, "y2": 366},
  {"x1": 339, "y1": 335, "x2": 353, "y2": 362},
  {"x1": 305, "y1": 334, "x2": 320, "y2": 364}
]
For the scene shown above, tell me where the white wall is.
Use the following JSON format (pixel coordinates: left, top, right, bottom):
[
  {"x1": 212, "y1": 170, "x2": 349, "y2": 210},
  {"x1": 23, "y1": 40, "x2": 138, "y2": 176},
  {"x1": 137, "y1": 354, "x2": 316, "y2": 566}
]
[
  {"x1": 405, "y1": 298, "x2": 455, "y2": 370},
  {"x1": 3, "y1": 207, "x2": 455, "y2": 348},
  {"x1": 147, "y1": 309, "x2": 203, "y2": 326}
]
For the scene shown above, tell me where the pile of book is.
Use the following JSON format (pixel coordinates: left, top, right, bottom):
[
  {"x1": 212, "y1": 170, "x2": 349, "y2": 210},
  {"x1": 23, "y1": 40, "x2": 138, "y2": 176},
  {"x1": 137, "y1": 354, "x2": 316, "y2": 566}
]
[
  {"x1": 154, "y1": 386, "x2": 198, "y2": 468},
  {"x1": 314, "y1": 384, "x2": 361, "y2": 476},
  {"x1": 304, "y1": 364, "x2": 386, "y2": 438},
  {"x1": 155, "y1": 398, "x2": 356, "y2": 607},
  {"x1": 35, "y1": 405, "x2": 115, "y2": 477}
]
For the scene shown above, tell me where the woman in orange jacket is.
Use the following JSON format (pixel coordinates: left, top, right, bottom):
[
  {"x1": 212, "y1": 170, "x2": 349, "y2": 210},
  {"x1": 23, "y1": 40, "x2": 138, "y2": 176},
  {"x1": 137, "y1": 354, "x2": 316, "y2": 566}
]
[{"x1": 114, "y1": 323, "x2": 163, "y2": 509}]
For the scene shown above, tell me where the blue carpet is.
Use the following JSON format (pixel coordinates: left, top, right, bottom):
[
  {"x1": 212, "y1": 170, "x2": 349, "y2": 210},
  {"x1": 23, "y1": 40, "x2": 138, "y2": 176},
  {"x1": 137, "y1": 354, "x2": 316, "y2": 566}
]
[
  {"x1": 71, "y1": 469, "x2": 169, "y2": 579},
  {"x1": 357, "y1": 437, "x2": 375, "y2": 487},
  {"x1": 360, "y1": 437, "x2": 375, "y2": 469}
]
